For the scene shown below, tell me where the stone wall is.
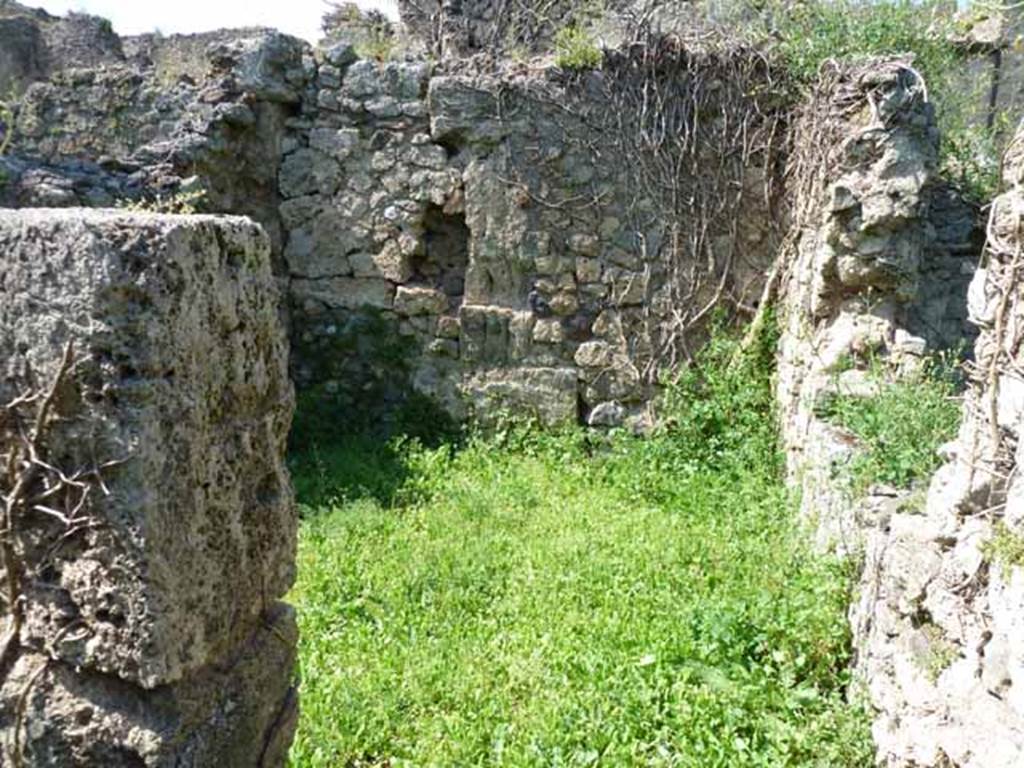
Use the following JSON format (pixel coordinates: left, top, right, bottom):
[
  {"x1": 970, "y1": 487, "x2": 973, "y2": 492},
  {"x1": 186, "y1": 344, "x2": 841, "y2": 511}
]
[
  {"x1": 1, "y1": 21, "x2": 311, "y2": 269},
  {"x1": 284, "y1": 43, "x2": 786, "y2": 430},
  {"x1": 838, "y1": 125, "x2": 1024, "y2": 768},
  {"x1": 2, "y1": 3, "x2": 1019, "y2": 766},
  {"x1": 0, "y1": 1, "x2": 123, "y2": 95},
  {"x1": 778, "y1": 59, "x2": 977, "y2": 543},
  {"x1": 0, "y1": 209, "x2": 297, "y2": 766},
  {"x1": 397, "y1": 0, "x2": 648, "y2": 57},
  {"x1": 775, "y1": 60, "x2": 1024, "y2": 767},
  {"x1": 2, "y1": 5, "x2": 787, "y2": 431}
]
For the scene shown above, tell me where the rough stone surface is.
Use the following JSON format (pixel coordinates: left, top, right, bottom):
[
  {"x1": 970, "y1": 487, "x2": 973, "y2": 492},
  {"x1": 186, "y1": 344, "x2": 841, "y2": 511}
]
[
  {"x1": 0, "y1": 209, "x2": 297, "y2": 766},
  {"x1": 1, "y1": 2, "x2": 787, "y2": 430},
  {"x1": 779, "y1": 60, "x2": 976, "y2": 545},
  {"x1": 464, "y1": 367, "x2": 579, "y2": 425},
  {"x1": 282, "y1": 46, "x2": 786, "y2": 426},
  {"x1": 778, "y1": 61, "x2": 1024, "y2": 768},
  {"x1": 3, "y1": 24, "x2": 311, "y2": 270},
  {"x1": 396, "y1": 0, "x2": 686, "y2": 58},
  {"x1": 2, "y1": 7, "x2": 1015, "y2": 762},
  {"x1": 0, "y1": 604, "x2": 298, "y2": 768},
  {"x1": 0, "y1": 1, "x2": 123, "y2": 95}
]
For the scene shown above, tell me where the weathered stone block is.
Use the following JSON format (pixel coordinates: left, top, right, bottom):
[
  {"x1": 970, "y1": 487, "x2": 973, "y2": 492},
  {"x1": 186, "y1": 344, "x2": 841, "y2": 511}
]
[
  {"x1": 568, "y1": 233, "x2": 599, "y2": 257},
  {"x1": 395, "y1": 286, "x2": 449, "y2": 316},
  {"x1": 533, "y1": 318, "x2": 564, "y2": 345},
  {"x1": 575, "y1": 341, "x2": 616, "y2": 369},
  {"x1": 291, "y1": 276, "x2": 395, "y2": 310},
  {"x1": 463, "y1": 368, "x2": 578, "y2": 426},
  {"x1": 575, "y1": 257, "x2": 602, "y2": 283},
  {"x1": 459, "y1": 305, "x2": 513, "y2": 363},
  {"x1": 0, "y1": 209, "x2": 296, "y2": 689},
  {"x1": 0, "y1": 602, "x2": 298, "y2": 767},
  {"x1": 309, "y1": 127, "x2": 360, "y2": 158},
  {"x1": 588, "y1": 401, "x2": 626, "y2": 428}
]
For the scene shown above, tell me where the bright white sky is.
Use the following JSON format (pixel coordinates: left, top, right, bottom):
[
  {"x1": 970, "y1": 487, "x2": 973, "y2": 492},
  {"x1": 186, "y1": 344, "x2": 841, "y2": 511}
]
[{"x1": 31, "y1": 0, "x2": 398, "y2": 42}]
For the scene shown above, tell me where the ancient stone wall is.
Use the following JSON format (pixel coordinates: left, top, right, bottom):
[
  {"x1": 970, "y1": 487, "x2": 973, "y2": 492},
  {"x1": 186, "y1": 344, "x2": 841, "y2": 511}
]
[
  {"x1": 397, "y1": 0, "x2": 648, "y2": 57},
  {"x1": 2, "y1": 3, "x2": 1021, "y2": 766},
  {"x1": 776, "y1": 60, "x2": 1024, "y2": 767},
  {"x1": 284, "y1": 42, "x2": 786, "y2": 429},
  {"x1": 778, "y1": 59, "x2": 977, "y2": 526},
  {"x1": 1, "y1": 5, "x2": 787, "y2": 430},
  {"x1": 838, "y1": 125, "x2": 1024, "y2": 768},
  {"x1": 0, "y1": 210, "x2": 297, "y2": 766},
  {"x1": 0, "y1": 1, "x2": 123, "y2": 95},
  {"x1": 1, "y1": 20, "x2": 311, "y2": 269}
]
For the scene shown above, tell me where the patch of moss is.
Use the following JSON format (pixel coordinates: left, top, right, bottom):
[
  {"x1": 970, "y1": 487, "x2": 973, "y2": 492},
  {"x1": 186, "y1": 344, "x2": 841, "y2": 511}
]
[{"x1": 917, "y1": 623, "x2": 959, "y2": 683}]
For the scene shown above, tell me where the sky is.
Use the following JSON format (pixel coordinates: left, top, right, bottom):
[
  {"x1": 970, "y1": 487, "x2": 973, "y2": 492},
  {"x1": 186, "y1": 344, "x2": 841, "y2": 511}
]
[{"x1": 31, "y1": 0, "x2": 398, "y2": 42}]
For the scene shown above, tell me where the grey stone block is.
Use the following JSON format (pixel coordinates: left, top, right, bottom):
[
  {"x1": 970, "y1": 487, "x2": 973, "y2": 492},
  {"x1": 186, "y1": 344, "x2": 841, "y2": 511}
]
[{"x1": 0, "y1": 209, "x2": 296, "y2": 689}]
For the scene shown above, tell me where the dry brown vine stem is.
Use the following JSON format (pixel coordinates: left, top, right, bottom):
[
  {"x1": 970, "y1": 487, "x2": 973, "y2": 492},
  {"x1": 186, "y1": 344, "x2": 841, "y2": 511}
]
[
  {"x1": 2, "y1": 340, "x2": 126, "y2": 761},
  {"x1": 984, "y1": 195, "x2": 1023, "y2": 455},
  {"x1": 522, "y1": 21, "x2": 787, "y2": 380},
  {"x1": 0, "y1": 341, "x2": 76, "y2": 672}
]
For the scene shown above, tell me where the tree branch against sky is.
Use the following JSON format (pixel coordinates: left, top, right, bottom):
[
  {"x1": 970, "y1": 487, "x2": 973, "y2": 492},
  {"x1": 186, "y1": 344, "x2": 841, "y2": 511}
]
[{"x1": 30, "y1": 0, "x2": 398, "y2": 41}]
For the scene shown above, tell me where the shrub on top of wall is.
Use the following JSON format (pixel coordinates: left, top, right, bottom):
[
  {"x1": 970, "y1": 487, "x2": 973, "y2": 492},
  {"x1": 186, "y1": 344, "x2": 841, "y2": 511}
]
[
  {"x1": 777, "y1": 0, "x2": 999, "y2": 201},
  {"x1": 698, "y1": 0, "x2": 1002, "y2": 202},
  {"x1": 554, "y1": 25, "x2": 603, "y2": 70}
]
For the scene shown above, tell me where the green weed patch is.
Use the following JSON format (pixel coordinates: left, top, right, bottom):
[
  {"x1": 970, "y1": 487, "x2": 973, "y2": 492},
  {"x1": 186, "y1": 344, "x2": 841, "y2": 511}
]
[{"x1": 288, "y1": 329, "x2": 872, "y2": 766}]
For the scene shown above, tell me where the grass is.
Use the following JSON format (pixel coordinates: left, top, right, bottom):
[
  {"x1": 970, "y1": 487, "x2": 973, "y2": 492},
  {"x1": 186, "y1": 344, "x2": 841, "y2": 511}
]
[
  {"x1": 287, "y1": 326, "x2": 873, "y2": 766},
  {"x1": 820, "y1": 359, "x2": 962, "y2": 494}
]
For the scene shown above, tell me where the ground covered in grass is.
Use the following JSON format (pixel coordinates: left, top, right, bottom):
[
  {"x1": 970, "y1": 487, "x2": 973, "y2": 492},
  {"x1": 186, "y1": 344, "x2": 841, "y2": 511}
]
[{"x1": 287, "y1": 332, "x2": 873, "y2": 767}]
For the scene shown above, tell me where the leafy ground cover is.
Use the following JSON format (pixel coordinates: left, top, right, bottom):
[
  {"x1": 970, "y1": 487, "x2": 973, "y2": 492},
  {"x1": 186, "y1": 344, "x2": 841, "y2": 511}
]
[{"x1": 287, "y1": 330, "x2": 873, "y2": 766}]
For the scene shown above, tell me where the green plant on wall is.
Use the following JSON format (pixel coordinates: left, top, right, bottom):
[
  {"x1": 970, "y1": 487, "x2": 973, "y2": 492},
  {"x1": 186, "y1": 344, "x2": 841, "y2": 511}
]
[
  {"x1": 708, "y1": 0, "x2": 1004, "y2": 202},
  {"x1": 554, "y1": 25, "x2": 603, "y2": 70},
  {"x1": 819, "y1": 357, "x2": 962, "y2": 494},
  {"x1": 916, "y1": 623, "x2": 959, "y2": 683},
  {"x1": 323, "y1": 2, "x2": 395, "y2": 62},
  {"x1": 354, "y1": 28, "x2": 395, "y2": 62},
  {"x1": 118, "y1": 188, "x2": 208, "y2": 215},
  {"x1": 983, "y1": 522, "x2": 1024, "y2": 572}
]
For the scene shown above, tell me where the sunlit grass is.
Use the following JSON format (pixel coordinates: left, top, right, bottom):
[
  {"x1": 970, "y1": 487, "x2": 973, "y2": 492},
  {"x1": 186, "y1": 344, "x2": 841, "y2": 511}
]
[{"x1": 288, "y1": 326, "x2": 872, "y2": 767}]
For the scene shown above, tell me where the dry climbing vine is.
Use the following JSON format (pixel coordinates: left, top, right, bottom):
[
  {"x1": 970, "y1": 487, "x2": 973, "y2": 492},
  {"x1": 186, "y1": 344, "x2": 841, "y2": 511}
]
[
  {"x1": 0, "y1": 343, "x2": 125, "y2": 764},
  {"x1": 743, "y1": 56, "x2": 932, "y2": 355},
  {"x1": 0, "y1": 344, "x2": 116, "y2": 672},
  {"x1": 606, "y1": 27, "x2": 788, "y2": 376},
  {"x1": 962, "y1": 145, "x2": 1024, "y2": 503},
  {"x1": 507, "y1": 20, "x2": 791, "y2": 380}
]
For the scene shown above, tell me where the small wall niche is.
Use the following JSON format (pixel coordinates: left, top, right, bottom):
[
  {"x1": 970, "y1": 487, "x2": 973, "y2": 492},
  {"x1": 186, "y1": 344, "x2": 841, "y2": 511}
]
[{"x1": 414, "y1": 203, "x2": 470, "y2": 309}]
